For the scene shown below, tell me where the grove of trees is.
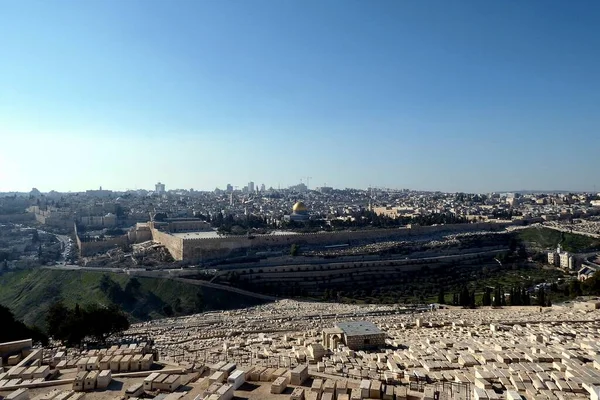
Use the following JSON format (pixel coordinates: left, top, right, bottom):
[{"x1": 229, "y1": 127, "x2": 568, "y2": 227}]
[
  {"x1": 46, "y1": 302, "x2": 129, "y2": 345},
  {"x1": 0, "y1": 304, "x2": 48, "y2": 345}
]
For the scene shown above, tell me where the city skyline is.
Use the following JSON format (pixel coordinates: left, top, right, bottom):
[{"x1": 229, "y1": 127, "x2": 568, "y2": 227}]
[
  {"x1": 1, "y1": 0, "x2": 600, "y2": 193},
  {"x1": 1, "y1": 180, "x2": 599, "y2": 195}
]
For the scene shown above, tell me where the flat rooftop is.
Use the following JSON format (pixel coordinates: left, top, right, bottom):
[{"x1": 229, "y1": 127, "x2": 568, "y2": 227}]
[
  {"x1": 171, "y1": 231, "x2": 221, "y2": 239},
  {"x1": 335, "y1": 321, "x2": 383, "y2": 337},
  {"x1": 170, "y1": 230, "x2": 301, "y2": 239}
]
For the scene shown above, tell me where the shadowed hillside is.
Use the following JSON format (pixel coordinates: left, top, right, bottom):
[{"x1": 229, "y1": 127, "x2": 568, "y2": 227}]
[{"x1": 0, "y1": 269, "x2": 270, "y2": 329}]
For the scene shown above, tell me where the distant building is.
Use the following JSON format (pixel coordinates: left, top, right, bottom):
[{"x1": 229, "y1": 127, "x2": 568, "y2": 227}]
[
  {"x1": 506, "y1": 196, "x2": 520, "y2": 207},
  {"x1": 286, "y1": 201, "x2": 310, "y2": 222},
  {"x1": 373, "y1": 206, "x2": 416, "y2": 219},
  {"x1": 578, "y1": 266, "x2": 596, "y2": 281},
  {"x1": 27, "y1": 206, "x2": 73, "y2": 228},
  {"x1": 79, "y1": 213, "x2": 117, "y2": 228},
  {"x1": 289, "y1": 182, "x2": 308, "y2": 192},
  {"x1": 155, "y1": 182, "x2": 166, "y2": 195},
  {"x1": 547, "y1": 251, "x2": 559, "y2": 266},
  {"x1": 547, "y1": 245, "x2": 579, "y2": 270},
  {"x1": 226, "y1": 184, "x2": 233, "y2": 193},
  {"x1": 317, "y1": 186, "x2": 333, "y2": 194},
  {"x1": 86, "y1": 187, "x2": 113, "y2": 198},
  {"x1": 149, "y1": 217, "x2": 211, "y2": 233},
  {"x1": 559, "y1": 252, "x2": 573, "y2": 269},
  {"x1": 323, "y1": 321, "x2": 385, "y2": 350},
  {"x1": 260, "y1": 183, "x2": 266, "y2": 192},
  {"x1": 248, "y1": 181, "x2": 255, "y2": 193}
]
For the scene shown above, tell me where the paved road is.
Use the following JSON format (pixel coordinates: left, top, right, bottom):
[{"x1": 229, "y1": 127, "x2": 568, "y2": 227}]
[
  {"x1": 43, "y1": 264, "x2": 125, "y2": 273},
  {"x1": 38, "y1": 229, "x2": 73, "y2": 263}
]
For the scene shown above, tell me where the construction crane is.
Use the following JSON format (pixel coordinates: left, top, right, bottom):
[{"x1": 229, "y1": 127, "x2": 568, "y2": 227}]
[{"x1": 304, "y1": 176, "x2": 312, "y2": 189}]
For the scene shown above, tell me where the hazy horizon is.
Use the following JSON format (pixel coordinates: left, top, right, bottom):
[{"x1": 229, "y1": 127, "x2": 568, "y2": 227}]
[
  {"x1": 1, "y1": 0, "x2": 599, "y2": 193},
  {"x1": 1, "y1": 184, "x2": 598, "y2": 195}
]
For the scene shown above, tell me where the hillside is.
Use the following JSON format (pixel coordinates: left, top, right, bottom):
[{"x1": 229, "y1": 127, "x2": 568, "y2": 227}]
[
  {"x1": 517, "y1": 227, "x2": 600, "y2": 253},
  {"x1": 0, "y1": 269, "x2": 269, "y2": 329}
]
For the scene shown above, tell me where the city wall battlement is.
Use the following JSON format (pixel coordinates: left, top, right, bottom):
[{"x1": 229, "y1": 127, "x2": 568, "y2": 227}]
[
  {"x1": 151, "y1": 221, "x2": 515, "y2": 261},
  {"x1": 75, "y1": 223, "x2": 129, "y2": 257}
]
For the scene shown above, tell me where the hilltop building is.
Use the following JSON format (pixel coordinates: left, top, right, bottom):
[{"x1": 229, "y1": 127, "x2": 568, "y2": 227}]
[
  {"x1": 86, "y1": 187, "x2": 113, "y2": 198},
  {"x1": 286, "y1": 201, "x2": 310, "y2": 222},
  {"x1": 548, "y1": 245, "x2": 579, "y2": 270}
]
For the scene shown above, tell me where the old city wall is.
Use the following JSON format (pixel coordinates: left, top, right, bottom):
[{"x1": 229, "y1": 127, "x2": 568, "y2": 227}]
[
  {"x1": 183, "y1": 236, "x2": 251, "y2": 260},
  {"x1": 150, "y1": 228, "x2": 184, "y2": 260},
  {"x1": 178, "y1": 221, "x2": 514, "y2": 260},
  {"x1": 77, "y1": 235, "x2": 129, "y2": 257},
  {"x1": 128, "y1": 228, "x2": 152, "y2": 243},
  {"x1": 75, "y1": 223, "x2": 130, "y2": 257}
]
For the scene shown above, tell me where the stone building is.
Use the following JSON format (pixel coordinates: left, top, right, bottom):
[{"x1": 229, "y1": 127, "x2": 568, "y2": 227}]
[
  {"x1": 149, "y1": 217, "x2": 212, "y2": 233},
  {"x1": 323, "y1": 321, "x2": 385, "y2": 351},
  {"x1": 547, "y1": 244, "x2": 579, "y2": 270},
  {"x1": 286, "y1": 201, "x2": 310, "y2": 222}
]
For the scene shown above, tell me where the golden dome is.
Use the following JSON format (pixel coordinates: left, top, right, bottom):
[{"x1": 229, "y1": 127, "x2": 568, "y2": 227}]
[{"x1": 293, "y1": 201, "x2": 307, "y2": 213}]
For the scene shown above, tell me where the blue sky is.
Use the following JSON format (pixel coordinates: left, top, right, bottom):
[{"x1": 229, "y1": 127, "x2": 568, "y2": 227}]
[{"x1": 1, "y1": 0, "x2": 599, "y2": 193}]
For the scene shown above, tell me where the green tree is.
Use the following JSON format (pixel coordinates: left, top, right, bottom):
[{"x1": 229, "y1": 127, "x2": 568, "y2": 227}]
[
  {"x1": 124, "y1": 277, "x2": 141, "y2": 293},
  {"x1": 537, "y1": 287, "x2": 546, "y2": 307},
  {"x1": 459, "y1": 286, "x2": 470, "y2": 307},
  {"x1": 493, "y1": 287, "x2": 502, "y2": 307},
  {"x1": 583, "y1": 271, "x2": 600, "y2": 294},
  {"x1": 99, "y1": 274, "x2": 113, "y2": 292},
  {"x1": 173, "y1": 298, "x2": 182, "y2": 313},
  {"x1": 0, "y1": 305, "x2": 47, "y2": 345},
  {"x1": 46, "y1": 302, "x2": 129, "y2": 345},
  {"x1": 194, "y1": 290, "x2": 204, "y2": 312},
  {"x1": 437, "y1": 286, "x2": 445, "y2": 304},
  {"x1": 84, "y1": 304, "x2": 129, "y2": 341},
  {"x1": 482, "y1": 287, "x2": 492, "y2": 306},
  {"x1": 46, "y1": 301, "x2": 69, "y2": 339},
  {"x1": 162, "y1": 305, "x2": 174, "y2": 317},
  {"x1": 569, "y1": 280, "x2": 583, "y2": 298},
  {"x1": 290, "y1": 244, "x2": 299, "y2": 256},
  {"x1": 522, "y1": 288, "x2": 531, "y2": 306}
]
